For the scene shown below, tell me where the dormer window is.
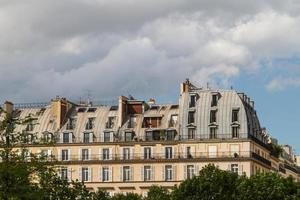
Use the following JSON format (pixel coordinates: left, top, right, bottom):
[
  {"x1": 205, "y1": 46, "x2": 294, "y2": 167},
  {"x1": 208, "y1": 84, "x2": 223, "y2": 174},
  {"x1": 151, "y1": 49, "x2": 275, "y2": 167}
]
[
  {"x1": 43, "y1": 132, "x2": 53, "y2": 142},
  {"x1": 87, "y1": 108, "x2": 97, "y2": 112},
  {"x1": 232, "y1": 127, "x2": 239, "y2": 138},
  {"x1": 211, "y1": 94, "x2": 218, "y2": 107},
  {"x1": 85, "y1": 118, "x2": 95, "y2": 130},
  {"x1": 232, "y1": 109, "x2": 239, "y2": 122},
  {"x1": 210, "y1": 110, "x2": 217, "y2": 123},
  {"x1": 67, "y1": 118, "x2": 76, "y2": 130},
  {"x1": 26, "y1": 123, "x2": 34, "y2": 132},
  {"x1": 169, "y1": 115, "x2": 178, "y2": 127},
  {"x1": 128, "y1": 116, "x2": 136, "y2": 128},
  {"x1": 189, "y1": 95, "x2": 197, "y2": 108},
  {"x1": 106, "y1": 117, "x2": 115, "y2": 129}
]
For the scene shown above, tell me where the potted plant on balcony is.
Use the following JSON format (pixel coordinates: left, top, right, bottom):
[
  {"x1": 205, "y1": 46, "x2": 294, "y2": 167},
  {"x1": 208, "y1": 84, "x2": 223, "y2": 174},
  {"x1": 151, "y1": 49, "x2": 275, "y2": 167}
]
[{"x1": 160, "y1": 129, "x2": 166, "y2": 140}]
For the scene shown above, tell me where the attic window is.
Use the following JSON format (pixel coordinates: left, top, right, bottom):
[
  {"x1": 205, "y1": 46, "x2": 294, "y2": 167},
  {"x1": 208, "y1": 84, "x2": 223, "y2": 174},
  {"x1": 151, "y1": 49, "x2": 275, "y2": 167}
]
[
  {"x1": 170, "y1": 105, "x2": 179, "y2": 109},
  {"x1": 78, "y1": 108, "x2": 86, "y2": 113},
  {"x1": 150, "y1": 106, "x2": 158, "y2": 110},
  {"x1": 160, "y1": 106, "x2": 166, "y2": 110},
  {"x1": 87, "y1": 108, "x2": 97, "y2": 112},
  {"x1": 110, "y1": 106, "x2": 118, "y2": 111}
]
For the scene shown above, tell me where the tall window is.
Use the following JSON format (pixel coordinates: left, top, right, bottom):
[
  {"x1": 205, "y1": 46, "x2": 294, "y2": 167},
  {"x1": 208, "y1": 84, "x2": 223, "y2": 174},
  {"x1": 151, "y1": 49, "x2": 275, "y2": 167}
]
[
  {"x1": 166, "y1": 130, "x2": 175, "y2": 141},
  {"x1": 61, "y1": 149, "x2": 69, "y2": 161},
  {"x1": 102, "y1": 167, "x2": 110, "y2": 182},
  {"x1": 186, "y1": 165, "x2": 195, "y2": 179},
  {"x1": 128, "y1": 116, "x2": 136, "y2": 128},
  {"x1": 60, "y1": 168, "x2": 68, "y2": 180},
  {"x1": 144, "y1": 147, "x2": 151, "y2": 159},
  {"x1": 186, "y1": 147, "x2": 192, "y2": 158},
  {"x1": 231, "y1": 164, "x2": 239, "y2": 173},
  {"x1": 63, "y1": 132, "x2": 70, "y2": 143},
  {"x1": 104, "y1": 132, "x2": 111, "y2": 142},
  {"x1": 189, "y1": 95, "x2": 196, "y2": 108},
  {"x1": 83, "y1": 133, "x2": 90, "y2": 143},
  {"x1": 165, "y1": 165, "x2": 173, "y2": 181},
  {"x1": 85, "y1": 118, "x2": 95, "y2": 130},
  {"x1": 106, "y1": 117, "x2": 115, "y2": 129},
  {"x1": 165, "y1": 147, "x2": 173, "y2": 159},
  {"x1": 67, "y1": 118, "x2": 76, "y2": 130},
  {"x1": 211, "y1": 94, "x2": 218, "y2": 107},
  {"x1": 123, "y1": 148, "x2": 130, "y2": 160},
  {"x1": 102, "y1": 148, "x2": 110, "y2": 160},
  {"x1": 210, "y1": 110, "x2": 217, "y2": 123},
  {"x1": 209, "y1": 127, "x2": 217, "y2": 139},
  {"x1": 232, "y1": 109, "x2": 239, "y2": 122},
  {"x1": 144, "y1": 166, "x2": 151, "y2": 181},
  {"x1": 232, "y1": 127, "x2": 239, "y2": 138},
  {"x1": 81, "y1": 149, "x2": 89, "y2": 160},
  {"x1": 82, "y1": 167, "x2": 89, "y2": 182},
  {"x1": 122, "y1": 166, "x2": 131, "y2": 182},
  {"x1": 188, "y1": 111, "x2": 195, "y2": 124},
  {"x1": 188, "y1": 128, "x2": 195, "y2": 140}
]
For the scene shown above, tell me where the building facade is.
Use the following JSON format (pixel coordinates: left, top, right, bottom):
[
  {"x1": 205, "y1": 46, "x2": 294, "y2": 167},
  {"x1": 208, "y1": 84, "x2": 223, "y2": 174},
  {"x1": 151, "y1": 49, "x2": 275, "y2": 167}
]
[{"x1": 1, "y1": 80, "x2": 299, "y2": 195}]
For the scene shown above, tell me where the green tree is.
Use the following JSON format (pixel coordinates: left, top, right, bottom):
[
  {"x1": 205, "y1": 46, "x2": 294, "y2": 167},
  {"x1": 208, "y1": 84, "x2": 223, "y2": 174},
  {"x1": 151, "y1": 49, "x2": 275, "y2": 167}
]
[
  {"x1": 145, "y1": 185, "x2": 170, "y2": 200},
  {"x1": 92, "y1": 190, "x2": 111, "y2": 200},
  {"x1": 111, "y1": 193, "x2": 142, "y2": 200},
  {"x1": 171, "y1": 164, "x2": 242, "y2": 200}
]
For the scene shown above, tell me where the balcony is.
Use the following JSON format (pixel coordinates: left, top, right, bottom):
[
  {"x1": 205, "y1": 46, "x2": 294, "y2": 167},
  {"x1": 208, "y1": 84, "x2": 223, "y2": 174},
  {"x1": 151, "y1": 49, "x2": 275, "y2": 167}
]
[{"x1": 251, "y1": 152, "x2": 271, "y2": 166}]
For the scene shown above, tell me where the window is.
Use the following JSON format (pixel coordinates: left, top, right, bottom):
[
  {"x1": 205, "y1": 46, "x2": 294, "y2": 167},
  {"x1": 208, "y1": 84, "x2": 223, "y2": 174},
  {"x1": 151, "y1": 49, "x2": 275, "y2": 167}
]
[
  {"x1": 61, "y1": 150, "x2": 69, "y2": 161},
  {"x1": 144, "y1": 166, "x2": 151, "y2": 181},
  {"x1": 82, "y1": 149, "x2": 89, "y2": 160},
  {"x1": 232, "y1": 127, "x2": 239, "y2": 138},
  {"x1": 67, "y1": 118, "x2": 76, "y2": 130},
  {"x1": 128, "y1": 116, "x2": 136, "y2": 128},
  {"x1": 106, "y1": 117, "x2": 115, "y2": 129},
  {"x1": 165, "y1": 147, "x2": 173, "y2": 159},
  {"x1": 78, "y1": 108, "x2": 86, "y2": 112},
  {"x1": 152, "y1": 130, "x2": 160, "y2": 141},
  {"x1": 43, "y1": 132, "x2": 53, "y2": 142},
  {"x1": 209, "y1": 127, "x2": 217, "y2": 139},
  {"x1": 169, "y1": 115, "x2": 178, "y2": 127},
  {"x1": 82, "y1": 167, "x2": 89, "y2": 182},
  {"x1": 122, "y1": 166, "x2": 131, "y2": 182},
  {"x1": 83, "y1": 132, "x2": 90, "y2": 143},
  {"x1": 63, "y1": 132, "x2": 70, "y2": 143},
  {"x1": 186, "y1": 165, "x2": 195, "y2": 179},
  {"x1": 123, "y1": 148, "x2": 130, "y2": 160},
  {"x1": 186, "y1": 147, "x2": 192, "y2": 158},
  {"x1": 232, "y1": 109, "x2": 239, "y2": 122},
  {"x1": 188, "y1": 111, "x2": 195, "y2": 124},
  {"x1": 231, "y1": 164, "x2": 239, "y2": 173},
  {"x1": 166, "y1": 130, "x2": 176, "y2": 141},
  {"x1": 26, "y1": 123, "x2": 34, "y2": 132},
  {"x1": 208, "y1": 146, "x2": 217, "y2": 158},
  {"x1": 104, "y1": 132, "x2": 111, "y2": 142},
  {"x1": 60, "y1": 168, "x2": 68, "y2": 181},
  {"x1": 145, "y1": 131, "x2": 152, "y2": 141},
  {"x1": 124, "y1": 132, "x2": 133, "y2": 141},
  {"x1": 102, "y1": 167, "x2": 110, "y2": 182},
  {"x1": 211, "y1": 94, "x2": 218, "y2": 107},
  {"x1": 102, "y1": 149, "x2": 110, "y2": 160},
  {"x1": 188, "y1": 128, "x2": 195, "y2": 140},
  {"x1": 144, "y1": 147, "x2": 151, "y2": 159},
  {"x1": 165, "y1": 165, "x2": 173, "y2": 181},
  {"x1": 87, "y1": 108, "x2": 97, "y2": 112},
  {"x1": 210, "y1": 110, "x2": 217, "y2": 123},
  {"x1": 85, "y1": 118, "x2": 95, "y2": 130},
  {"x1": 189, "y1": 95, "x2": 197, "y2": 108}
]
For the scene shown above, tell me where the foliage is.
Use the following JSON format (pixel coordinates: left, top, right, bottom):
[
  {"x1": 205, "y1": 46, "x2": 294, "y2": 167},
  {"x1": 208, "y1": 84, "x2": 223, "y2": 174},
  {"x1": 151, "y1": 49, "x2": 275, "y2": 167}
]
[
  {"x1": 270, "y1": 143, "x2": 283, "y2": 158},
  {"x1": 111, "y1": 193, "x2": 142, "y2": 200},
  {"x1": 145, "y1": 185, "x2": 170, "y2": 200}
]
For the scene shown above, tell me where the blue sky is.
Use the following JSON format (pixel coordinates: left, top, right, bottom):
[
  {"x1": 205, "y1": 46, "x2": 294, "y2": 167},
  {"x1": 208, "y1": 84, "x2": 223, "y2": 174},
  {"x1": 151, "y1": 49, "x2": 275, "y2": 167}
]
[{"x1": 0, "y1": 0, "x2": 299, "y2": 152}]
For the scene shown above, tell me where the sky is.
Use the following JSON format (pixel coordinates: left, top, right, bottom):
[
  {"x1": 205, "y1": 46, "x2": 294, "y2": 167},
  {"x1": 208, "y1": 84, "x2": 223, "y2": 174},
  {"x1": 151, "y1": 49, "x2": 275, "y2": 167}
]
[{"x1": 0, "y1": 0, "x2": 299, "y2": 152}]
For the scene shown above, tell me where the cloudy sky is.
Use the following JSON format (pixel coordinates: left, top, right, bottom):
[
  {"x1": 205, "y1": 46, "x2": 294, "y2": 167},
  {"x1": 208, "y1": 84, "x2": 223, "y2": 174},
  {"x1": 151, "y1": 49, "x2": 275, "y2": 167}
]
[{"x1": 0, "y1": 0, "x2": 299, "y2": 151}]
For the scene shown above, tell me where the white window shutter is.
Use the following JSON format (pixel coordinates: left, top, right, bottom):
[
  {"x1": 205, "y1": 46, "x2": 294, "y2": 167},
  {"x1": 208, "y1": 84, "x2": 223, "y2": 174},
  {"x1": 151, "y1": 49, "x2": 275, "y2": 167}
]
[
  {"x1": 99, "y1": 167, "x2": 102, "y2": 182},
  {"x1": 239, "y1": 164, "x2": 243, "y2": 175},
  {"x1": 151, "y1": 165, "x2": 155, "y2": 181},
  {"x1": 120, "y1": 167, "x2": 123, "y2": 181},
  {"x1": 191, "y1": 146, "x2": 195, "y2": 158},
  {"x1": 67, "y1": 149, "x2": 71, "y2": 161},
  {"x1": 130, "y1": 166, "x2": 134, "y2": 181},
  {"x1": 172, "y1": 165, "x2": 176, "y2": 181},
  {"x1": 99, "y1": 148, "x2": 102, "y2": 160},
  {"x1": 184, "y1": 165, "x2": 187, "y2": 179},
  {"x1": 78, "y1": 149, "x2": 81, "y2": 160},
  {"x1": 173, "y1": 146, "x2": 177, "y2": 159},
  {"x1": 110, "y1": 132, "x2": 114, "y2": 142},
  {"x1": 182, "y1": 146, "x2": 186, "y2": 158},
  {"x1": 228, "y1": 164, "x2": 231, "y2": 171},
  {"x1": 109, "y1": 148, "x2": 113, "y2": 160},
  {"x1": 79, "y1": 167, "x2": 82, "y2": 182},
  {"x1": 69, "y1": 133, "x2": 73, "y2": 143},
  {"x1": 60, "y1": 133, "x2": 63, "y2": 143},
  {"x1": 47, "y1": 150, "x2": 52, "y2": 157},
  {"x1": 68, "y1": 167, "x2": 72, "y2": 182},
  {"x1": 162, "y1": 166, "x2": 165, "y2": 181},
  {"x1": 120, "y1": 148, "x2": 123, "y2": 160},
  {"x1": 88, "y1": 167, "x2": 92, "y2": 182},
  {"x1": 88, "y1": 149, "x2": 91, "y2": 160},
  {"x1": 58, "y1": 149, "x2": 61, "y2": 161},
  {"x1": 151, "y1": 147, "x2": 154, "y2": 158},
  {"x1": 109, "y1": 166, "x2": 112, "y2": 182},
  {"x1": 100, "y1": 132, "x2": 104, "y2": 142},
  {"x1": 141, "y1": 147, "x2": 145, "y2": 159},
  {"x1": 195, "y1": 165, "x2": 199, "y2": 176},
  {"x1": 90, "y1": 132, "x2": 93, "y2": 143},
  {"x1": 162, "y1": 147, "x2": 165, "y2": 159},
  {"x1": 141, "y1": 166, "x2": 144, "y2": 181},
  {"x1": 130, "y1": 148, "x2": 134, "y2": 160}
]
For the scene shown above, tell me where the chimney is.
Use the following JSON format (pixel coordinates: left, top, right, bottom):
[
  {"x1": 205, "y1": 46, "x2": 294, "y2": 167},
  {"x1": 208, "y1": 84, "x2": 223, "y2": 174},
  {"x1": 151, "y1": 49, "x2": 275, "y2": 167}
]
[
  {"x1": 3, "y1": 101, "x2": 14, "y2": 114},
  {"x1": 50, "y1": 97, "x2": 69, "y2": 130},
  {"x1": 117, "y1": 96, "x2": 128, "y2": 127},
  {"x1": 148, "y1": 98, "x2": 156, "y2": 106},
  {"x1": 180, "y1": 79, "x2": 190, "y2": 94}
]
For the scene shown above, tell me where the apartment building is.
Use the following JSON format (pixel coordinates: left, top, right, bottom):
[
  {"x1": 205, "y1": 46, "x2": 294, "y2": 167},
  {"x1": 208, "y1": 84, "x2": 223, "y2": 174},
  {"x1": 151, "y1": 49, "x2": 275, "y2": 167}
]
[{"x1": 1, "y1": 80, "x2": 299, "y2": 195}]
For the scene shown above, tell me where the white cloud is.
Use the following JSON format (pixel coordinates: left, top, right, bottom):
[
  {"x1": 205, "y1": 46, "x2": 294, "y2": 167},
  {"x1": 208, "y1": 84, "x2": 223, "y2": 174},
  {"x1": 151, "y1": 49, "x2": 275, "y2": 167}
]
[
  {"x1": 266, "y1": 77, "x2": 300, "y2": 91},
  {"x1": 1, "y1": 0, "x2": 300, "y2": 102}
]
